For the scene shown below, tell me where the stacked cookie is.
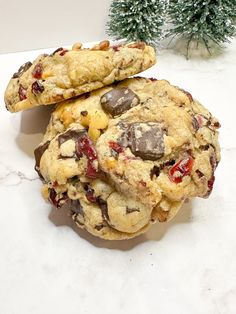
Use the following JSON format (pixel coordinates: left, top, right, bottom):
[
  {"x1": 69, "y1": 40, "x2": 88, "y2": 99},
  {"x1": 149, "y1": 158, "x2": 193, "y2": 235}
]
[{"x1": 4, "y1": 40, "x2": 220, "y2": 240}]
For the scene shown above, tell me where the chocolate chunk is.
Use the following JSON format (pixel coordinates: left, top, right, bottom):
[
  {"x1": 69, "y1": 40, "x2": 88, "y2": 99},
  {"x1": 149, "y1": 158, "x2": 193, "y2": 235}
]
[
  {"x1": 12, "y1": 61, "x2": 32, "y2": 78},
  {"x1": 192, "y1": 116, "x2": 199, "y2": 131},
  {"x1": 58, "y1": 129, "x2": 86, "y2": 147},
  {"x1": 128, "y1": 122, "x2": 165, "y2": 160},
  {"x1": 70, "y1": 199, "x2": 84, "y2": 216},
  {"x1": 34, "y1": 141, "x2": 50, "y2": 176},
  {"x1": 195, "y1": 169, "x2": 204, "y2": 178},
  {"x1": 126, "y1": 207, "x2": 140, "y2": 214},
  {"x1": 97, "y1": 197, "x2": 110, "y2": 222},
  {"x1": 100, "y1": 87, "x2": 140, "y2": 116},
  {"x1": 31, "y1": 81, "x2": 44, "y2": 95},
  {"x1": 85, "y1": 186, "x2": 97, "y2": 203},
  {"x1": 95, "y1": 224, "x2": 105, "y2": 231},
  {"x1": 199, "y1": 144, "x2": 210, "y2": 151},
  {"x1": 80, "y1": 110, "x2": 88, "y2": 116},
  {"x1": 150, "y1": 166, "x2": 160, "y2": 179}
]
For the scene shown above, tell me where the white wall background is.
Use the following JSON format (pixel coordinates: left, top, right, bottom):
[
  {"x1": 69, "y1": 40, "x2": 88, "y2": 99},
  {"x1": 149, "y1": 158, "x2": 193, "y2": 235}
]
[{"x1": 0, "y1": 0, "x2": 112, "y2": 53}]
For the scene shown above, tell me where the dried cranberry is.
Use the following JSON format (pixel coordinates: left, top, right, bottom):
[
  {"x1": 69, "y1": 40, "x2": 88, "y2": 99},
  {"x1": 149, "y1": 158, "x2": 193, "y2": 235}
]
[
  {"x1": 76, "y1": 135, "x2": 99, "y2": 178},
  {"x1": 48, "y1": 188, "x2": 68, "y2": 208},
  {"x1": 205, "y1": 175, "x2": 215, "y2": 197},
  {"x1": 32, "y1": 63, "x2": 43, "y2": 79},
  {"x1": 18, "y1": 84, "x2": 27, "y2": 100},
  {"x1": 210, "y1": 155, "x2": 218, "y2": 171},
  {"x1": 169, "y1": 156, "x2": 194, "y2": 183},
  {"x1": 32, "y1": 81, "x2": 44, "y2": 95},
  {"x1": 86, "y1": 162, "x2": 99, "y2": 178},
  {"x1": 109, "y1": 141, "x2": 123, "y2": 154}
]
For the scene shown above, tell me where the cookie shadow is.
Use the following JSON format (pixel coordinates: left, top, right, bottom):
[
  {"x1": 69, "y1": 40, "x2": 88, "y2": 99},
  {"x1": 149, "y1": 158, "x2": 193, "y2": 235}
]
[
  {"x1": 49, "y1": 201, "x2": 193, "y2": 250},
  {"x1": 15, "y1": 105, "x2": 54, "y2": 157}
]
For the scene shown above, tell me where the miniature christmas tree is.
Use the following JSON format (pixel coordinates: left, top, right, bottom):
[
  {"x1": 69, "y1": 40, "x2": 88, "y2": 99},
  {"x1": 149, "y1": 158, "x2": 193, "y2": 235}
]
[
  {"x1": 167, "y1": 0, "x2": 236, "y2": 58},
  {"x1": 106, "y1": 0, "x2": 166, "y2": 45}
]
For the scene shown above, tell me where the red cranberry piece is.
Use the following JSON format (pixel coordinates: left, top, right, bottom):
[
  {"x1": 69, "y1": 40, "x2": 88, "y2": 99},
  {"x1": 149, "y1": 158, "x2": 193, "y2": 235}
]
[
  {"x1": 32, "y1": 63, "x2": 43, "y2": 79},
  {"x1": 18, "y1": 84, "x2": 27, "y2": 100},
  {"x1": 48, "y1": 188, "x2": 68, "y2": 208},
  {"x1": 169, "y1": 156, "x2": 194, "y2": 183},
  {"x1": 86, "y1": 162, "x2": 99, "y2": 178},
  {"x1": 76, "y1": 135, "x2": 99, "y2": 178},
  {"x1": 204, "y1": 175, "x2": 215, "y2": 198},
  {"x1": 32, "y1": 81, "x2": 44, "y2": 95},
  {"x1": 109, "y1": 141, "x2": 124, "y2": 154},
  {"x1": 210, "y1": 155, "x2": 218, "y2": 171}
]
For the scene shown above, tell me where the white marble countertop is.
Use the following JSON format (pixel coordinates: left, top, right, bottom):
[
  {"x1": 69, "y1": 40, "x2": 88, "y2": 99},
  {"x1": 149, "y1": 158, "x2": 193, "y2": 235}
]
[{"x1": 0, "y1": 41, "x2": 236, "y2": 314}]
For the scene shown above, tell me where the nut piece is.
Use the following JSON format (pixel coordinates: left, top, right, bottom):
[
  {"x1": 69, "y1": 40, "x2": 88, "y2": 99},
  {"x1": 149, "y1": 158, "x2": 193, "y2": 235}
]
[
  {"x1": 127, "y1": 42, "x2": 146, "y2": 49},
  {"x1": 91, "y1": 40, "x2": 110, "y2": 51},
  {"x1": 72, "y1": 42, "x2": 82, "y2": 50},
  {"x1": 88, "y1": 127, "x2": 101, "y2": 142}
]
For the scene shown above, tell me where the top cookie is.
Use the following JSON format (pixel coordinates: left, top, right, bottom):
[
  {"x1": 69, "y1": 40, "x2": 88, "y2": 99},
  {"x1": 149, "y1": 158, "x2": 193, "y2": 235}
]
[{"x1": 4, "y1": 40, "x2": 156, "y2": 112}]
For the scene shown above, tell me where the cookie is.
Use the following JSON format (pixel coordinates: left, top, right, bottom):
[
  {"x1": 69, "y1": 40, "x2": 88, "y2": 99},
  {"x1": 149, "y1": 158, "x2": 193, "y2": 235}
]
[
  {"x1": 35, "y1": 77, "x2": 220, "y2": 239},
  {"x1": 4, "y1": 40, "x2": 156, "y2": 112}
]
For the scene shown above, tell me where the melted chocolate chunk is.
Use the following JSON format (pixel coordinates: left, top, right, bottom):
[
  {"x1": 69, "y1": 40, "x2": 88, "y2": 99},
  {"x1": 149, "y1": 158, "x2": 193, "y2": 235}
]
[
  {"x1": 34, "y1": 141, "x2": 50, "y2": 176},
  {"x1": 70, "y1": 199, "x2": 84, "y2": 216},
  {"x1": 58, "y1": 129, "x2": 86, "y2": 147},
  {"x1": 128, "y1": 122, "x2": 165, "y2": 160},
  {"x1": 12, "y1": 61, "x2": 32, "y2": 78},
  {"x1": 100, "y1": 87, "x2": 140, "y2": 116},
  {"x1": 126, "y1": 207, "x2": 140, "y2": 214}
]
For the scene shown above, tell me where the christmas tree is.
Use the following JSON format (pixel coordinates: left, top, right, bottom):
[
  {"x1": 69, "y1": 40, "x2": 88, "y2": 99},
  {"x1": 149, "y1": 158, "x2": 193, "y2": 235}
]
[
  {"x1": 167, "y1": 0, "x2": 236, "y2": 58},
  {"x1": 106, "y1": 0, "x2": 166, "y2": 45}
]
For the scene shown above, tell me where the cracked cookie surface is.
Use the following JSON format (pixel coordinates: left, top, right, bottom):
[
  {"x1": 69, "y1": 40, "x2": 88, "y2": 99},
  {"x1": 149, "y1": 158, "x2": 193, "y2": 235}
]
[{"x1": 35, "y1": 77, "x2": 220, "y2": 239}]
